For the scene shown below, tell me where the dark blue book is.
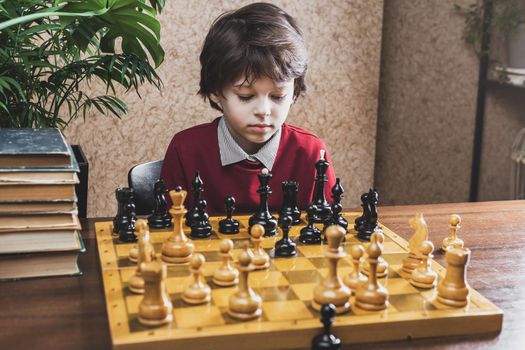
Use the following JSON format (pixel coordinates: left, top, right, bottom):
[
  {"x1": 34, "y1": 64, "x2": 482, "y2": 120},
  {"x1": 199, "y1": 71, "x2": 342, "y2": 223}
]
[{"x1": 0, "y1": 128, "x2": 71, "y2": 168}]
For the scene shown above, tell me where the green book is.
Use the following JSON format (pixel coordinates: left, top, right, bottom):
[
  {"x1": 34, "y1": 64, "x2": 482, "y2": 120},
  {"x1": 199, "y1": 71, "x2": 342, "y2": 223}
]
[{"x1": 0, "y1": 128, "x2": 71, "y2": 168}]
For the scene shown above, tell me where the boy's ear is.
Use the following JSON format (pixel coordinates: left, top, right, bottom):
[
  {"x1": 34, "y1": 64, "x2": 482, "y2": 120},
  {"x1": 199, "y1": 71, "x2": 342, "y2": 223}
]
[{"x1": 210, "y1": 93, "x2": 220, "y2": 105}]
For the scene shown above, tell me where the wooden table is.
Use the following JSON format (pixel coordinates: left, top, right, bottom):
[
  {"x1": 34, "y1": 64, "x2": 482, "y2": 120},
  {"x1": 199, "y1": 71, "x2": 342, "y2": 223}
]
[{"x1": 1, "y1": 201, "x2": 524, "y2": 350}]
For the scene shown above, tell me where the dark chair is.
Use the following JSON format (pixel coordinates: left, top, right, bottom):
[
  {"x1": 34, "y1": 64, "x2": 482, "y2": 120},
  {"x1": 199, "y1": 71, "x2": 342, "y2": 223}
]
[{"x1": 128, "y1": 159, "x2": 163, "y2": 215}]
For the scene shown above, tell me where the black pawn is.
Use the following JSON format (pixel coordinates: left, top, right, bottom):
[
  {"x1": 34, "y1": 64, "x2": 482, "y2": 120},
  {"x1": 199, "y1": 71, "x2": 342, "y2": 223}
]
[
  {"x1": 113, "y1": 187, "x2": 135, "y2": 234},
  {"x1": 185, "y1": 171, "x2": 204, "y2": 227},
  {"x1": 299, "y1": 204, "x2": 322, "y2": 244},
  {"x1": 312, "y1": 304, "x2": 341, "y2": 350},
  {"x1": 331, "y1": 178, "x2": 348, "y2": 230},
  {"x1": 275, "y1": 216, "x2": 297, "y2": 257},
  {"x1": 279, "y1": 181, "x2": 301, "y2": 225},
  {"x1": 219, "y1": 196, "x2": 240, "y2": 234},
  {"x1": 147, "y1": 179, "x2": 172, "y2": 229},
  {"x1": 119, "y1": 199, "x2": 137, "y2": 243},
  {"x1": 190, "y1": 199, "x2": 212, "y2": 239}
]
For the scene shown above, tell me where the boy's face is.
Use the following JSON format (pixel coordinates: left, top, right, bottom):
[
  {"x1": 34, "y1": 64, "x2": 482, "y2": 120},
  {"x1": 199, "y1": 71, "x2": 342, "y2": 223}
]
[{"x1": 213, "y1": 76, "x2": 295, "y2": 155}]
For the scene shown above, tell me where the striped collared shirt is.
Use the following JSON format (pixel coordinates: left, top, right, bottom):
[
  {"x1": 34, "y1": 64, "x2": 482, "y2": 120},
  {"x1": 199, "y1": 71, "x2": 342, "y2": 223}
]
[{"x1": 217, "y1": 117, "x2": 281, "y2": 171}]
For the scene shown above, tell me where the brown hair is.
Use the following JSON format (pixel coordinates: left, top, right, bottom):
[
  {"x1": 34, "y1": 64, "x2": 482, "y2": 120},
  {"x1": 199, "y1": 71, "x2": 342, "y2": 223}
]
[{"x1": 198, "y1": 2, "x2": 308, "y2": 111}]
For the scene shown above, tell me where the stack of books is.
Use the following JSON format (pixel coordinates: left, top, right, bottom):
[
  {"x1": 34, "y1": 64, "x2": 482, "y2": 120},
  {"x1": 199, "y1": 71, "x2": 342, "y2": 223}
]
[{"x1": 0, "y1": 128, "x2": 84, "y2": 280}]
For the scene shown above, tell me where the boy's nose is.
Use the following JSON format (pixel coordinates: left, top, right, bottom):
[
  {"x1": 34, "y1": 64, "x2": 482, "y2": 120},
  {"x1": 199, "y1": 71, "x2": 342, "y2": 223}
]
[{"x1": 254, "y1": 98, "x2": 271, "y2": 118}]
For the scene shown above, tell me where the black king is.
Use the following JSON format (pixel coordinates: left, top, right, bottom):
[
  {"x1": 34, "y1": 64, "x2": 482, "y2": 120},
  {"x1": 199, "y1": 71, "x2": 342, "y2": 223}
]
[{"x1": 249, "y1": 168, "x2": 278, "y2": 236}]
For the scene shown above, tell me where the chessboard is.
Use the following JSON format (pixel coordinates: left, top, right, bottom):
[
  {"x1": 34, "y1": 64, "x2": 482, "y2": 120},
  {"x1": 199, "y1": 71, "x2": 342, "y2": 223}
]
[{"x1": 95, "y1": 212, "x2": 503, "y2": 350}]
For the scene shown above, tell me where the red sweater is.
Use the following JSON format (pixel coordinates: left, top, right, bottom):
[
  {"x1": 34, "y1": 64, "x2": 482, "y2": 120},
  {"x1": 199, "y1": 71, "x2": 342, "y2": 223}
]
[{"x1": 161, "y1": 118, "x2": 336, "y2": 215}]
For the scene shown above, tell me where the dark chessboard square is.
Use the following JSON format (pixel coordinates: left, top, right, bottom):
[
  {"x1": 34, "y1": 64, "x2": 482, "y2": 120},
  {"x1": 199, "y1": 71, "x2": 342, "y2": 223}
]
[
  {"x1": 308, "y1": 257, "x2": 350, "y2": 269},
  {"x1": 282, "y1": 270, "x2": 323, "y2": 284},
  {"x1": 387, "y1": 269, "x2": 400, "y2": 278},
  {"x1": 389, "y1": 293, "x2": 437, "y2": 313},
  {"x1": 205, "y1": 275, "x2": 225, "y2": 289},
  {"x1": 254, "y1": 286, "x2": 299, "y2": 302},
  {"x1": 200, "y1": 251, "x2": 222, "y2": 262},
  {"x1": 117, "y1": 257, "x2": 136, "y2": 268},
  {"x1": 383, "y1": 253, "x2": 407, "y2": 265},
  {"x1": 167, "y1": 267, "x2": 191, "y2": 278},
  {"x1": 153, "y1": 243, "x2": 162, "y2": 251},
  {"x1": 128, "y1": 313, "x2": 163, "y2": 333},
  {"x1": 308, "y1": 257, "x2": 328, "y2": 269}
]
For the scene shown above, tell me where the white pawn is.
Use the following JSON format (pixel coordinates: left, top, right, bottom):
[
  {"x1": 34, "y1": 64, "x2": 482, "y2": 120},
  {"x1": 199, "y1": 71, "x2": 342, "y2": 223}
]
[
  {"x1": 410, "y1": 240, "x2": 438, "y2": 289},
  {"x1": 442, "y1": 214, "x2": 464, "y2": 251},
  {"x1": 228, "y1": 248, "x2": 262, "y2": 320},
  {"x1": 129, "y1": 220, "x2": 155, "y2": 294},
  {"x1": 250, "y1": 224, "x2": 270, "y2": 270},
  {"x1": 213, "y1": 239, "x2": 239, "y2": 287},
  {"x1": 182, "y1": 253, "x2": 211, "y2": 305},
  {"x1": 362, "y1": 230, "x2": 388, "y2": 278},
  {"x1": 343, "y1": 245, "x2": 368, "y2": 294}
]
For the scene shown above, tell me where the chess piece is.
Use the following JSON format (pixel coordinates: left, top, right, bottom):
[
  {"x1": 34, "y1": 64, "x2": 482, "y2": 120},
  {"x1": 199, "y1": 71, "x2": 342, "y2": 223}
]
[
  {"x1": 147, "y1": 178, "x2": 173, "y2": 229},
  {"x1": 362, "y1": 230, "x2": 389, "y2": 278},
  {"x1": 118, "y1": 196, "x2": 137, "y2": 243},
  {"x1": 250, "y1": 224, "x2": 270, "y2": 269},
  {"x1": 311, "y1": 303, "x2": 341, "y2": 350},
  {"x1": 410, "y1": 240, "x2": 438, "y2": 289},
  {"x1": 248, "y1": 168, "x2": 278, "y2": 236},
  {"x1": 274, "y1": 215, "x2": 297, "y2": 257},
  {"x1": 129, "y1": 220, "x2": 156, "y2": 294},
  {"x1": 185, "y1": 171, "x2": 204, "y2": 227},
  {"x1": 311, "y1": 150, "x2": 332, "y2": 223},
  {"x1": 219, "y1": 196, "x2": 240, "y2": 234},
  {"x1": 437, "y1": 246, "x2": 471, "y2": 307},
  {"x1": 355, "y1": 188, "x2": 380, "y2": 241},
  {"x1": 228, "y1": 248, "x2": 262, "y2": 320},
  {"x1": 342, "y1": 245, "x2": 367, "y2": 295},
  {"x1": 279, "y1": 181, "x2": 301, "y2": 225},
  {"x1": 182, "y1": 253, "x2": 211, "y2": 305},
  {"x1": 402, "y1": 213, "x2": 429, "y2": 274},
  {"x1": 161, "y1": 188, "x2": 194, "y2": 264},
  {"x1": 128, "y1": 245, "x2": 139, "y2": 263},
  {"x1": 190, "y1": 199, "x2": 212, "y2": 239},
  {"x1": 300, "y1": 204, "x2": 322, "y2": 244},
  {"x1": 322, "y1": 203, "x2": 344, "y2": 236},
  {"x1": 331, "y1": 178, "x2": 348, "y2": 230},
  {"x1": 138, "y1": 261, "x2": 173, "y2": 326},
  {"x1": 312, "y1": 225, "x2": 351, "y2": 314},
  {"x1": 212, "y1": 239, "x2": 239, "y2": 287},
  {"x1": 442, "y1": 214, "x2": 464, "y2": 251},
  {"x1": 354, "y1": 234, "x2": 389, "y2": 311},
  {"x1": 113, "y1": 187, "x2": 135, "y2": 234}
]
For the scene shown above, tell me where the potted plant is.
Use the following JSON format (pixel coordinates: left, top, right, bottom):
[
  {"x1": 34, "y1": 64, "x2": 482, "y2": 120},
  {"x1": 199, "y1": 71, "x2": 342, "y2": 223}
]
[
  {"x1": 0, "y1": 0, "x2": 166, "y2": 216},
  {"x1": 456, "y1": 0, "x2": 525, "y2": 78}
]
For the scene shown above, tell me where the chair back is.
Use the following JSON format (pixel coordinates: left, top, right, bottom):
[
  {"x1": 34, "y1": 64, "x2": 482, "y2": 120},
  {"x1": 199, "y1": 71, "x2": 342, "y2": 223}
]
[{"x1": 127, "y1": 160, "x2": 163, "y2": 215}]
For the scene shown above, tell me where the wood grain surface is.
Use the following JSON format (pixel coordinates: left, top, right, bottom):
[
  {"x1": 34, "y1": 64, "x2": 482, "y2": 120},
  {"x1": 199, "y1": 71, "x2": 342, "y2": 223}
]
[{"x1": 1, "y1": 200, "x2": 524, "y2": 350}]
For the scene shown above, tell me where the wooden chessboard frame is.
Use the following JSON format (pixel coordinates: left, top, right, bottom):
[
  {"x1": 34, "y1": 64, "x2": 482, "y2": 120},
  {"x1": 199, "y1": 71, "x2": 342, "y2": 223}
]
[{"x1": 95, "y1": 213, "x2": 503, "y2": 350}]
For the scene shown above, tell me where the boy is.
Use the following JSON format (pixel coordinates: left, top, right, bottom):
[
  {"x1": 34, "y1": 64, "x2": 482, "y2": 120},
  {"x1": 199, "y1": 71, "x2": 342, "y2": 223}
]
[{"x1": 161, "y1": 2, "x2": 336, "y2": 214}]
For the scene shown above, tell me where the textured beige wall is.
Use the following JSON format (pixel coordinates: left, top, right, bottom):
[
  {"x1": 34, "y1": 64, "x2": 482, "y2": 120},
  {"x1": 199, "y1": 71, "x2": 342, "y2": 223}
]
[
  {"x1": 375, "y1": 0, "x2": 479, "y2": 205},
  {"x1": 64, "y1": 0, "x2": 384, "y2": 217}
]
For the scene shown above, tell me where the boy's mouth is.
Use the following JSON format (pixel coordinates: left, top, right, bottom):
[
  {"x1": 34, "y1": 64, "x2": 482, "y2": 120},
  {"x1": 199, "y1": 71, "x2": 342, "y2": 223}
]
[{"x1": 248, "y1": 124, "x2": 272, "y2": 131}]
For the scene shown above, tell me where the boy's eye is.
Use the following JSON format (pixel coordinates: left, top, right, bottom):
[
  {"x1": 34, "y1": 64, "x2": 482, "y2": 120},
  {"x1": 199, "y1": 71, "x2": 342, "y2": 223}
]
[
  {"x1": 272, "y1": 95, "x2": 287, "y2": 101},
  {"x1": 238, "y1": 95, "x2": 253, "y2": 101}
]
